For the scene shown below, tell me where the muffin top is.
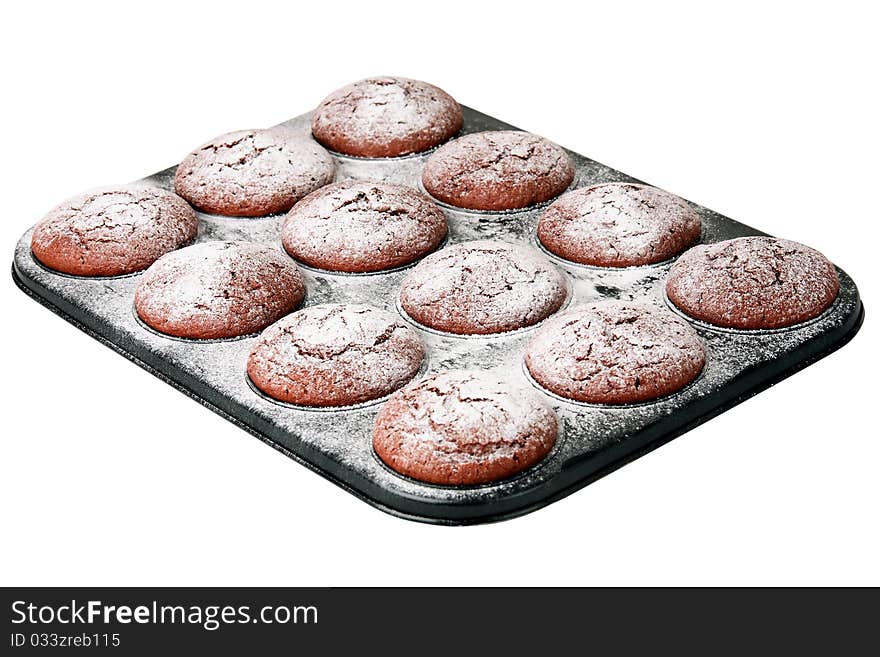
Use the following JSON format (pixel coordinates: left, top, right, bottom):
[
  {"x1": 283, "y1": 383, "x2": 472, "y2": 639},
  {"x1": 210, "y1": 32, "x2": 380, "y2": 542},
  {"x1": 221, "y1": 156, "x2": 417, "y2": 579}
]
[
  {"x1": 538, "y1": 182, "x2": 701, "y2": 267},
  {"x1": 134, "y1": 240, "x2": 304, "y2": 339},
  {"x1": 174, "y1": 128, "x2": 335, "y2": 217},
  {"x1": 422, "y1": 131, "x2": 574, "y2": 211},
  {"x1": 666, "y1": 237, "x2": 840, "y2": 329},
  {"x1": 526, "y1": 301, "x2": 706, "y2": 404},
  {"x1": 281, "y1": 180, "x2": 446, "y2": 272},
  {"x1": 399, "y1": 240, "x2": 568, "y2": 335},
  {"x1": 247, "y1": 303, "x2": 424, "y2": 407},
  {"x1": 373, "y1": 369, "x2": 558, "y2": 485},
  {"x1": 311, "y1": 76, "x2": 462, "y2": 157},
  {"x1": 31, "y1": 185, "x2": 197, "y2": 276}
]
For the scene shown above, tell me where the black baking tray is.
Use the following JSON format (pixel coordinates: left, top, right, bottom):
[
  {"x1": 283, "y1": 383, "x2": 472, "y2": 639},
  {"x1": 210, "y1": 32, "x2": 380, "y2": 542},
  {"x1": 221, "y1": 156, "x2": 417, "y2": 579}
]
[{"x1": 11, "y1": 106, "x2": 864, "y2": 524}]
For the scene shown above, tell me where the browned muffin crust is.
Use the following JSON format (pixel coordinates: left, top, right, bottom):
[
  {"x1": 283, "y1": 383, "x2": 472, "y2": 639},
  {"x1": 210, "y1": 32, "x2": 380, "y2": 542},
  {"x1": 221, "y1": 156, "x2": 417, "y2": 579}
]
[
  {"x1": 537, "y1": 182, "x2": 701, "y2": 267},
  {"x1": 373, "y1": 369, "x2": 558, "y2": 485},
  {"x1": 31, "y1": 185, "x2": 197, "y2": 276},
  {"x1": 399, "y1": 240, "x2": 568, "y2": 335},
  {"x1": 134, "y1": 241, "x2": 305, "y2": 339},
  {"x1": 174, "y1": 128, "x2": 335, "y2": 217},
  {"x1": 311, "y1": 76, "x2": 462, "y2": 158},
  {"x1": 525, "y1": 301, "x2": 706, "y2": 404},
  {"x1": 247, "y1": 303, "x2": 424, "y2": 407},
  {"x1": 421, "y1": 131, "x2": 574, "y2": 211},
  {"x1": 281, "y1": 181, "x2": 447, "y2": 272},
  {"x1": 666, "y1": 237, "x2": 840, "y2": 329}
]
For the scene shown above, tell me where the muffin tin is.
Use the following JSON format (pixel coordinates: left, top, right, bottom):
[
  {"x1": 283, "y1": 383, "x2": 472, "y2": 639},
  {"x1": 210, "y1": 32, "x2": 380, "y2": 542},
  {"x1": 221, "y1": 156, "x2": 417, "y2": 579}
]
[{"x1": 11, "y1": 106, "x2": 864, "y2": 524}]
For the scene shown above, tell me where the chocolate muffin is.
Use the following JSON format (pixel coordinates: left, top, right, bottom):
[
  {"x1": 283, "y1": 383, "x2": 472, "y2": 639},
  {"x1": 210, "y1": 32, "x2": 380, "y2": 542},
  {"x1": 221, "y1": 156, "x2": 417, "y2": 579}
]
[
  {"x1": 537, "y1": 182, "x2": 702, "y2": 267},
  {"x1": 666, "y1": 237, "x2": 840, "y2": 330},
  {"x1": 174, "y1": 128, "x2": 335, "y2": 217},
  {"x1": 134, "y1": 241, "x2": 305, "y2": 339},
  {"x1": 311, "y1": 76, "x2": 462, "y2": 157},
  {"x1": 373, "y1": 369, "x2": 558, "y2": 486},
  {"x1": 247, "y1": 303, "x2": 424, "y2": 407},
  {"x1": 31, "y1": 185, "x2": 197, "y2": 276},
  {"x1": 525, "y1": 301, "x2": 706, "y2": 404},
  {"x1": 399, "y1": 240, "x2": 568, "y2": 335},
  {"x1": 281, "y1": 181, "x2": 447, "y2": 273},
  {"x1": 421, "y1": 130, "x2": 575, "y2": 211}
]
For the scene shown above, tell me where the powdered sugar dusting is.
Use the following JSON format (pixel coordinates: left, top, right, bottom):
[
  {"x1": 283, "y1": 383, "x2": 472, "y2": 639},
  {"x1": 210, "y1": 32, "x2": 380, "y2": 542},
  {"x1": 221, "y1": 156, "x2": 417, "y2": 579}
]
[
  {"x1": 537, "y1": 182, "x2": 701, "y2": 267},
  {"x1": 174, "y1": 128, "x2": 335, "y2": 216},
  {"x1": 666, "y1": 237, "x2": 840, "y2": 329},
  {"x1": 134, "y1": 240, "x2": 305, "y2": 339},
  {"x1": 399, "y1": 239, "x2": 568, "y2": 334},
  {"x1": 312, "y1": 77, "x2": 462, "y2": 157},
  {"x1": 525, "y1": 301, "x2": 706, "y2": 404},
  {"x1": 31, "y1": 185, "x2": 197, "y2": 276},
  {"x1": 281, "y1": 180, "x2": 447, "y2": 272},
  {"x1": 247, "y1": 303, "x2": 424, "y2": 406},
  {"x1": 373, "y1": 369, "x2": 558, "y2": 485},
  {"x1": 422, "y1": 130, "x2": 575, "y2": 210}
]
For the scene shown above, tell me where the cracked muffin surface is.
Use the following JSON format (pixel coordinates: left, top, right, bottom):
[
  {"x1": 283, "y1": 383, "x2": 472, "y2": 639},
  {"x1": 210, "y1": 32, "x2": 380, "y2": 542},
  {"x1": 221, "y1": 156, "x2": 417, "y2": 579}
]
[
  {"x1": 174, "y1": 128, "x2": 335, "y2": 217},
  {"x1": 31, "y1": 185, "x2": 197, "y2": 276},
  {"x1": 666, "y1": 237, "x2": 840, "y2": 329},
  {"x1": 311, "y1": 76, "x2": 462, "y2": 157},
  {"x1": 525, "y1": 301, "x2": 706, "y2": 404},
  {"x1": 134, "y1": 240, "x2": 304, "y2": 339},
  {"x1": 537, "y1": 182, "x2": 702, "y2": 267},
  {"x1": 399, "y1": 239, "x2": 568, "y2": 335},
  {"x1": 247, "y1": 303, "x2": 424, "y2": 407},
  {"x1": 281, "y1": 180, "x2": 447, "y2": 272},
  {"x1": 373, "y1": 369, "x2": 558, "y2": 485},
  {"x1": 421, "y1": 130, "x2": 574, "y2": 211}
]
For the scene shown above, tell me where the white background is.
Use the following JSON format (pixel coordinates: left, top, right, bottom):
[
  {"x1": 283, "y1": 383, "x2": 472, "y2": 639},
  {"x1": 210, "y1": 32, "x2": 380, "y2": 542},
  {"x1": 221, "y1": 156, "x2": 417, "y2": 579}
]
[{"x1": 1, "y1": 1, "x2": 877, "y2": 586}]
